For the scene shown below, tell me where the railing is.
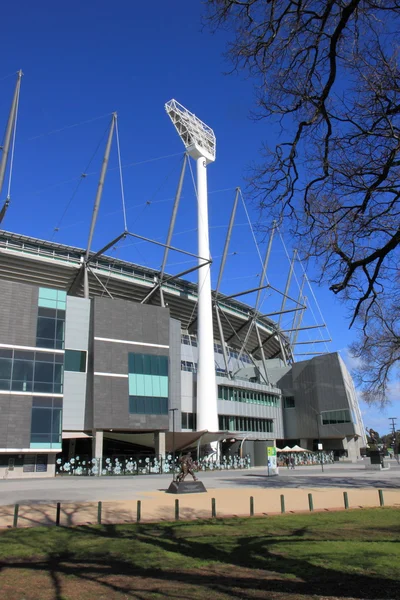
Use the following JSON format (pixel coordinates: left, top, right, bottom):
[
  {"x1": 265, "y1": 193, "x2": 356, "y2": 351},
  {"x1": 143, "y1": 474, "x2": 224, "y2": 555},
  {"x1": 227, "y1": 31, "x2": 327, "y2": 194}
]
[{"x1": 56, "y1": 454, "x2": 252, "y2": 476}]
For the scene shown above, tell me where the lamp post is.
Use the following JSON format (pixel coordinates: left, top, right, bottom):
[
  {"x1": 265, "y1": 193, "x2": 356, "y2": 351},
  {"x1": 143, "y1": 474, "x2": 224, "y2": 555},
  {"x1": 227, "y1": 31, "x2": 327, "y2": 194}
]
[
  {"x1": 169, "y1": 408, "x2": 178, "y2": 481},
  {"x1": 165, "y1": 100, "x2": 219, "y2": 435}
]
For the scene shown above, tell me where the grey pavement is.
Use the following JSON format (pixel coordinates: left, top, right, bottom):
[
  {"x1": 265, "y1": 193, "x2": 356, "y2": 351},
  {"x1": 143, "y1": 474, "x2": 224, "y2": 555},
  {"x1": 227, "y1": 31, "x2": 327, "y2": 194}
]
[{"x1": 0, "y1": 461, "x2": 399, "y2": 505}]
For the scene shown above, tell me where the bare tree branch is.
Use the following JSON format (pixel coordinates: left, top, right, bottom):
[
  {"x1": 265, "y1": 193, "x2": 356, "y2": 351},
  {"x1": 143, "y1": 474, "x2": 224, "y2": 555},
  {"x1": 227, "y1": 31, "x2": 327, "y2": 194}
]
[{"x1": 205, "y1": 0, "x2": 400, "y2": 403}]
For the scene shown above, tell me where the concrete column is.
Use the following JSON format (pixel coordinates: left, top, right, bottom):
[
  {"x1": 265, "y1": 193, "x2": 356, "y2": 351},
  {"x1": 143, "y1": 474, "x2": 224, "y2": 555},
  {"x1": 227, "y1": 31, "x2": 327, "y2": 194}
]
[
  {"x1": 92, "y1": 429, "x2": 103, "y2": 474},
  {"x1": 154, "y1": 432, "x2": 166, "y2": 459},
  {"x1": 345, "y1": 436, "x2": 359, "y2": 463},
  {"x1": 300, "y1": 438, "x2": 310, "y2": 450}
]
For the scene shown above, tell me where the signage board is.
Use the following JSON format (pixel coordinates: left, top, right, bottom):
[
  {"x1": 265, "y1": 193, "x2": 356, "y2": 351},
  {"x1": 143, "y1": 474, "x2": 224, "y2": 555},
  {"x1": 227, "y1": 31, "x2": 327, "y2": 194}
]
[{"x1": 267, "y1": 446, "x2": 277, "y2": 470}]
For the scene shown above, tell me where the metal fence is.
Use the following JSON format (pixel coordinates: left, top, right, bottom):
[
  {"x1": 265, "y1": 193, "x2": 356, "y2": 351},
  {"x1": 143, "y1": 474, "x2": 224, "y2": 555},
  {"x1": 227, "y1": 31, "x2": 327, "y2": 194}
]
[{"x1": 56, "y1": 454, "x2": 251, "y2": 476}]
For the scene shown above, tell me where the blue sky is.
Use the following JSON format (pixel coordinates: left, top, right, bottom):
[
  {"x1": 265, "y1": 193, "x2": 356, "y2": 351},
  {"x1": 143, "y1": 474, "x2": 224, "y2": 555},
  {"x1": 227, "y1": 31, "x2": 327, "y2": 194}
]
[{"x1": 0, "y1": 0, "x2": 397, "y2": 433}]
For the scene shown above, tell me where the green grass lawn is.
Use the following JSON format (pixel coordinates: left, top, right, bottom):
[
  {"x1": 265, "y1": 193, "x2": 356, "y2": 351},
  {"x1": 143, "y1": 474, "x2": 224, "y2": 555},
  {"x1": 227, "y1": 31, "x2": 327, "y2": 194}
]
[{"x1": 0, "y1": 508, "x2": 399, "y2": 600}]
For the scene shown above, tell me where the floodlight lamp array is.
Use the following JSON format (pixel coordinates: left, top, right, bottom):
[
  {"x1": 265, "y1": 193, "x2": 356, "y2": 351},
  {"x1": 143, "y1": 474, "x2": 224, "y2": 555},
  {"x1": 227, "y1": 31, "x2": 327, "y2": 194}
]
[{"x1": 165, "y1": 99, "x2": 216, "y2": 163}]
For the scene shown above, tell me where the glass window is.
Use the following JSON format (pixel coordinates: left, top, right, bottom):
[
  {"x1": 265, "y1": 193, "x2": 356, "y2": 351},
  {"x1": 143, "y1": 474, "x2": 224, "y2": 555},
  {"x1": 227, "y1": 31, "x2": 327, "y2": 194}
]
[
  {"x1": 12, "y1": 359, "x2": 34, "y2": 391},
  {"x1": 151, "y1": 397, "x2": 160, "y2": 414},
  {"x1": 218, "y1": 415, "x2": 273, "y2": 434},
  {"x1": 64, "y1": 350, "x2": 86, "y2": 372},
  {"x1": 321, "y1": 409, "x2": 351, "y2": 425},
  {"x1": 36, "y1": 298, "x2": 65, "y2": 350},
  {"x1": 136, "y1": 397, "x2": 146, "y2": 414},
  {"x1": 37, "y1": 317, "x2": 56, "y2": 340},
  {"x1": 39, "y1": 288, "x2": 57, "y2": 301},
  {"x1": 31, "y1": 406, "x2": 52, "y2": 436},
  {"x1": 0, "y1": 378, "x2": 11, "y2": 390},
  {"x1": 38, "y1": 288, "x2": 67, "y2": 310},
  {"x1": 23, "y1": 455, "x2": 35, "y2": 473},
  {"x1": 181, "y1": 412, "x2": 196, "y2": 430},
  {"x1": 129, "y1": 396, "x2": 168, "y2": 415},
  {"x1": 52, "y1": 407, "x2": 62, "y2": 442},
  {"x1": 181, "y1": 412, "x2": 188, "y2": 429},
  {"x1": 30, "y1": 398, "x2": 62, "y2": 447},
  {"x1": 55, "y1": 320, "x2": 65, "y2": 348},
  {"x1": 35, "y1": 352, "x2": 55, "y2": 363},
  {"x1": 150, "y1": 356, "x2": 159, "y2": 376},
  {"x1": 0, "y1": 357, "x2": 12, "y2": 379},
  {"x1": 34, "y1": 361, "x2": 54, "y2": 383},
  {"x1": 284, "y1": 396, "x2": 295, "y2": 409},
  {"x1": 188, "y1": 412, "x2": 196, "y2": 429},
  {"x1": 142, "y1": 354, "x2": 151, "y2": 375},
  {"x1": 38, "y1": 307, "x2": 57, "y2": 318},
  {"x1": 14, "y1": 350, "x2": 34, "y2": 361},
  {"x1": 36, "y1": 454, "x2": 48, "y2": 473},
  {"x1": 159, "y1": 356, "x2": 168, "y2": 377}
]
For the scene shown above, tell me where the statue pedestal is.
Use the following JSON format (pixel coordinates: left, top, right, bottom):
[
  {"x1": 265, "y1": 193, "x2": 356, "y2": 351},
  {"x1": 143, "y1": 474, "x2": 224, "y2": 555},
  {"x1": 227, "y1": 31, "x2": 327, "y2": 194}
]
[{"x1": 166, "y1": 480, "x2": 207, "y2": 494}]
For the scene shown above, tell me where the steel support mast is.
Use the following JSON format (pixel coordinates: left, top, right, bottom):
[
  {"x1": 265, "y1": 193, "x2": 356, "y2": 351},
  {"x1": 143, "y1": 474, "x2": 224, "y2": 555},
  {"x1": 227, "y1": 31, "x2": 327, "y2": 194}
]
[
  {"x1": 0, "y1": 70, "x2": 23, "y2": 224},
  {"x1": 84, "y1": 112, "x2": 116, "y2": 298}
]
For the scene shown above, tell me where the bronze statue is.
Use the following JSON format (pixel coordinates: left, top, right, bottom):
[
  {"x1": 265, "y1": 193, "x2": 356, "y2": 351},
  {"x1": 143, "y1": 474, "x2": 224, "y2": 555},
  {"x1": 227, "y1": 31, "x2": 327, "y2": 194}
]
[
  {"x1": 366, "y1": 427, "x2": 379, "y2": 445},
  {"x1": 177, "y1": 452, "x2": 198, "y2": 482}
]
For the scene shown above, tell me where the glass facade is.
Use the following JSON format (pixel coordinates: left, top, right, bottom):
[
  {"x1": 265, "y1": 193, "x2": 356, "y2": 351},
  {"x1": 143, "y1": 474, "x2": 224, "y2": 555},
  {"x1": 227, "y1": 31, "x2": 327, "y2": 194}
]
[
  {"x1": 181, "y1": 412, "x2": 196, "y2": 430},
  {"x1": 218, "y1": 385, "x2": 279, "y2": 407},
  {"x1": 64, "y1": 349, "x2": 87, "y2": 372},
  {"x1": 128, "y1": 352, "x2": 169, "y2": 415},
  {"x1": 37, "y1": 288, "x2": 66, "y2": 350},
  {"x1": 218, "y1": 415, "x2": 274, "y2": 433},
  {"x1": 321, "y1": 409, "x2": 352, "y2": 425},
  {"x1": 0, "y1": 349, "x2": 64, "y2": 394},
  {"x1": 30, "y1": 397, "x2": 62, "y2": 449}
]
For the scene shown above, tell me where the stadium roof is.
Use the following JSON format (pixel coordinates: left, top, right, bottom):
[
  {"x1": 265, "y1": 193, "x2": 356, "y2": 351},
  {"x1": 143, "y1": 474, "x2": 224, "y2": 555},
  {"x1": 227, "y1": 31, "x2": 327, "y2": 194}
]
[{"x1": 0, "y1": 230, "x2": 291, "y2": 361}]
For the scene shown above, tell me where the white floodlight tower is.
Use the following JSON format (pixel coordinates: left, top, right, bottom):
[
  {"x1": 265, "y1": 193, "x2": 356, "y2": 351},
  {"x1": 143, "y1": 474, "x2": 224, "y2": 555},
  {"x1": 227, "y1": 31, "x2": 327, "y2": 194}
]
[{"x1": 165, "y1": 99, "x2": 218, "y2": 433}]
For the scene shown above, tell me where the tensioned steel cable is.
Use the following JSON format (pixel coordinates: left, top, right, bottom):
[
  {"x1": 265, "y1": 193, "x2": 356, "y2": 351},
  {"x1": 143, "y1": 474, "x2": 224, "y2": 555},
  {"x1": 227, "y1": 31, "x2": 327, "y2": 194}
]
[{"x1": 115, "y1": 116, "x2": 128, "y2": 231}]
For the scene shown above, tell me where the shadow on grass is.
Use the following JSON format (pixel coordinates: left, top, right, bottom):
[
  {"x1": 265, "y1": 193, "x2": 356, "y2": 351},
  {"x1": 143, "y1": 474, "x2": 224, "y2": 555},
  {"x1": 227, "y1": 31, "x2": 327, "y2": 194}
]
[
  {"x1": 222, "y1": 473, "x2": 400, "y2": 489},
  {"x1": 0, "y1": 519, "x2": 399, "y2": 600}
]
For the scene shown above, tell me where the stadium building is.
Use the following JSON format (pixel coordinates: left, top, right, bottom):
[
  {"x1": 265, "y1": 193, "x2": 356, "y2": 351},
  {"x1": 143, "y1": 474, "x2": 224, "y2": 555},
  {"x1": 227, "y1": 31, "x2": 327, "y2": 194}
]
[
  {"x1": 0, "y1": 230, "x2": 366, "y2": 478},
  {"x1": 0, "y1": 80, "x2": 366, "y2": 478}
]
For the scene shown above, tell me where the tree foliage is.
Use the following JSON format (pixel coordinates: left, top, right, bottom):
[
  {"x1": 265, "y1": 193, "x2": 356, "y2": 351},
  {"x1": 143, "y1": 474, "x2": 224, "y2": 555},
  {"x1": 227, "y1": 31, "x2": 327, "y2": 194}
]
[{"x1": 206, "y1": 0, "x2": 400, "y2": 404}]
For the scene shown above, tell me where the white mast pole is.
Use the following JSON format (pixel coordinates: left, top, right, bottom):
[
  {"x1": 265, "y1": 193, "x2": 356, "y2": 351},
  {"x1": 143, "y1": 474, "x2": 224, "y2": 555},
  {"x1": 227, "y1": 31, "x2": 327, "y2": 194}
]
[
  {"x1": 196, "y1": 155, "x2": 218, "y2": 431},
  {"x1": 165, "y1": 100, "x2": 218, "y2": 433}
]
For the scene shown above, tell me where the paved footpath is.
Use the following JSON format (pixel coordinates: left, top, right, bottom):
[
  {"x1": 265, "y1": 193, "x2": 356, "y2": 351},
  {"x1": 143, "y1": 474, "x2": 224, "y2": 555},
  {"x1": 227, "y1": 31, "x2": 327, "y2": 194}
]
[{"x1": 0, "y1": 461, "x2": 399, "y2": 528}]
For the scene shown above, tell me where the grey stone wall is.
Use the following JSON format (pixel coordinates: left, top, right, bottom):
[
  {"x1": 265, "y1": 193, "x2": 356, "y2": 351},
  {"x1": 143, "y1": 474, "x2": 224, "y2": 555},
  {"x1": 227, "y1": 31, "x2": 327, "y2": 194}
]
[
  {"x1": 168, "y1": 318, "x2": 182, "y2": 432},
  {"x1": 0, "y1": 280, "x2": 38, "y2": 346},
  {"x1": 89, "y1": 297, "x2": 178, "y2": 432},
  {"x1": 0, "y1": 396, "x2": 32, "y2": 448},
  {"x1": 0, "y1": 282, "x2": 37, "y2": 450}
]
